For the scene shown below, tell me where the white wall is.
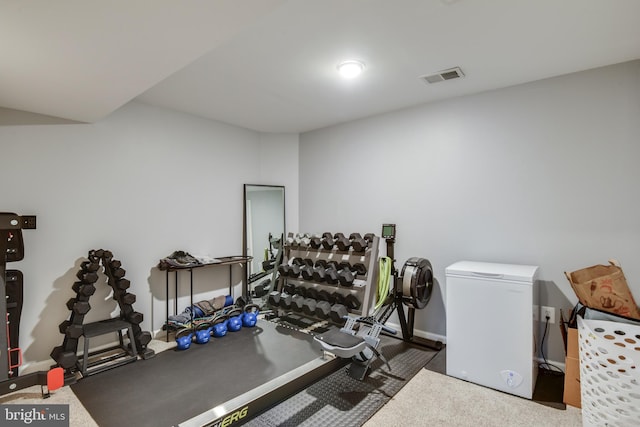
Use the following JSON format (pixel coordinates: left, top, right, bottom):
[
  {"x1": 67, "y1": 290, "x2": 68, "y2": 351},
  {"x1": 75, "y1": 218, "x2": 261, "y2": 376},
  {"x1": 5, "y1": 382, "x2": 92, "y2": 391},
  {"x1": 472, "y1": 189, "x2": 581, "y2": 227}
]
[
  {"x1": 299, "y1": 60, "x2": 640, "y2": 363},
  {"x1": 0, "y1": 101, "x2": 298, "y2": 369}
]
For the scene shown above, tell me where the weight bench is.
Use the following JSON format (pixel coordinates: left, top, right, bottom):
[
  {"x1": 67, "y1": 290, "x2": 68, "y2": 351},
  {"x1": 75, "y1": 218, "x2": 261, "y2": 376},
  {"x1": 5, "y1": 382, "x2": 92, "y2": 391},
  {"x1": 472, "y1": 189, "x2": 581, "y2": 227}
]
[{"x1": 314, "y1": 317, "x2": 394, "y2": 380}]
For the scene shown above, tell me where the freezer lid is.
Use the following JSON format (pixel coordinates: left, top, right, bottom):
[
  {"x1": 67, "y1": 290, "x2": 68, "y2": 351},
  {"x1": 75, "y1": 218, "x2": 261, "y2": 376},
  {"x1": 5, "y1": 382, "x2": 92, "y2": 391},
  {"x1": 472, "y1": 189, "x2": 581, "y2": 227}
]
[{"x1": 445, "y1": 261, "x2": 539, "y2": 282}]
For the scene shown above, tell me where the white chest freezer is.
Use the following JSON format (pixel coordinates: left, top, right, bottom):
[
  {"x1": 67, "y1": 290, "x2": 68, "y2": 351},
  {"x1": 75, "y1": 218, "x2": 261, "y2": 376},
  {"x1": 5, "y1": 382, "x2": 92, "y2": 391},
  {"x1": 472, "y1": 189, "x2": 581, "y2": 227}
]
[{"x1": 445, "y1": 261, "x2": 539, "y2": 399}]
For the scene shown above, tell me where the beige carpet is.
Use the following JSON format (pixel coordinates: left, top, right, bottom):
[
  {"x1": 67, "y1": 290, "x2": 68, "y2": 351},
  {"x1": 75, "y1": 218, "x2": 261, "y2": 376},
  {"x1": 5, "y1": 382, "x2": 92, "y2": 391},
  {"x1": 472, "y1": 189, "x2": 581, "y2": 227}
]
[
  {"x1": 0, "y1": 383, "x2": 97, "y2": 426},
  {"x1": 363, "y1": 368, "x2": 583, "y2": 427}
]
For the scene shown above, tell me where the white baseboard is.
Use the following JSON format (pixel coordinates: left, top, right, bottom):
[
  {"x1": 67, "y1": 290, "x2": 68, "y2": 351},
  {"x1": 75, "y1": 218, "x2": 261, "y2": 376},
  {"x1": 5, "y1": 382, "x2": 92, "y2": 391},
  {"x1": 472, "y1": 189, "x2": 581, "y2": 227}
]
[{"x1": 384, "y1": 321, "x2": 447, "y2": 345}]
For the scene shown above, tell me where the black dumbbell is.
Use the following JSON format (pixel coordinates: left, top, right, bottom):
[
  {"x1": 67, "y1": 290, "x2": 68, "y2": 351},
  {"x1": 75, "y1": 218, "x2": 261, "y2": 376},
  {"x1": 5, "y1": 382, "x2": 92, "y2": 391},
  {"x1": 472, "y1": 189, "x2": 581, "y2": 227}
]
[
  {"x1": 268, "y1": 291, "x2": 281, "y2": 307},
  {"x1": 299, "y1": 234, "x2": 311, "y2": 248},
  {"x1": 295, "y1": 286, "x2": 307, "y2": 297},
  {"x1": 337, "y1": 261, "x2": 359, "y2": 282},
  {"x1": 344, "y1": 294, "x2": 361, "y2": 310},
  {"x1": 253, "y1": 279, "x2": 269, "y2": 298},
  {"x1": 350, "y1": 233, "x2": 368, "y2": 252},
  {"x1": 76, "y1": 270, "x2": 98, "y2": 284},
  {"x1": 334, "y1": 233, "x2": 351, "y2": 251},
  {"x1": 288, "y1": 263, "x2": 301, "y2": 277},
  {"x1": 279, "y1": 293, "x2": 292, "y2": 309},
  {"x1": 331, "y1": 291, "x2": 346, "y2": 305},
  {"x1": 315, "y1": 301, "x2": 332, "y2": 319},
  {"x1": 305, "y1": 287, "x2": 318, "y2": 300},
  {"x1": 312, "y1": 266, "x2": 327, "y2": 282},
  {"x1": 338, "y1": 268, "x2": 355, "y2": 287},
  {"x1": 110, "y1": 259, "x2": 122, "y2": 269},
  {"x1": 89, "y1": 249, "x2": 104, "y2": 259},
  {"x1": 50, "y1": 346, "x2": 78, "y2": 369},
  {"x1": 309, "y1": 235, "x2": 322, "y2": 249},
  {"x1": 302, "y1": 298, "x2": 317, "y2": 316},
  {"x1": 112, "y1": 268, "x2": 126, "y2": 279},
  {"x1": 80, "y1": 260, "x2": 100, "y2": 272},
  {"x1": 330, "y1": 304, "x2": 349, "y2": 324},
  {"x1": 72, "y1": 281, "x2": 96, "y2": 297},
  {"x1": 315, "y1": 259, "x2": 328, "y2": 269},
  {"x1": 117, "y1": 278, "x2": 130, "y2": 290},
  {"x1": 325, "y1": 266, "x2": 339, "y2": 285},
  {"x1": 316, "y1": 289, "x2": 332, "y2": 302},
  {"x1": 291, "y1": 294, "x2": 305, "y2": 311},
  {"x1": 321, "y1": 233, "x2": 336, "y2": 249},
  {"x1": 121, "y1": 293, "x2": 137, "y2": 305},
  {"x1": 278, "y1": 264, "x2": 291, "y2": 276},
  {"x1": 59, "y1": 320, "x2": 83, "y2": 339},
  {"x1": 136, "y1": 331, "x2": 152, "y2": 347},
  {"x1": 352, "y1": 263, "x2": 367, "y2": 276},
  {"x1": 66, "y1": 298, "x2": 91, "y2": 315},
  {"x1": 284, "y1": 283, "x2": 296, "y2": 295},
  {"x1": 301, "y1": 265, "x2": 314, "y2": 281},
  {"x1": 128, "y1": 312, "x2": 144, "y2": 324}
]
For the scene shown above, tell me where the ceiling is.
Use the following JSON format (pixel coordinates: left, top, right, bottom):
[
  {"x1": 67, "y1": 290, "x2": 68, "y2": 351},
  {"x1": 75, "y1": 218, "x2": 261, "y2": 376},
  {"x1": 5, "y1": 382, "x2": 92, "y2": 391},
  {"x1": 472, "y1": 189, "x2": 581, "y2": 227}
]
[{"x1": 3, "y1": 0, "x2": 640, "y2": 134}]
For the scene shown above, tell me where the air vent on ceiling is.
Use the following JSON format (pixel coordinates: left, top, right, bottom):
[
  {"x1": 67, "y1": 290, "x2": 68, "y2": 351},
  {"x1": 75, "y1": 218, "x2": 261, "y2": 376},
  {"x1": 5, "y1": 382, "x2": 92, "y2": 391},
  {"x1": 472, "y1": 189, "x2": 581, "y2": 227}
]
[{"x1": 420, "y1": 67, "x2": 464, "y2": 84}]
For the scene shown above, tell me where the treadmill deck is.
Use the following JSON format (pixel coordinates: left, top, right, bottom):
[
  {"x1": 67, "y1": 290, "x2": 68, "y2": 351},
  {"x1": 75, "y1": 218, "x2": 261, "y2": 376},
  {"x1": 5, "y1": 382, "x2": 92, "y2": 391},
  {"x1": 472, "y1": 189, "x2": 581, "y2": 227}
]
[{"x1": 71, "y1": 320, "x2": 340, "y2": 427}]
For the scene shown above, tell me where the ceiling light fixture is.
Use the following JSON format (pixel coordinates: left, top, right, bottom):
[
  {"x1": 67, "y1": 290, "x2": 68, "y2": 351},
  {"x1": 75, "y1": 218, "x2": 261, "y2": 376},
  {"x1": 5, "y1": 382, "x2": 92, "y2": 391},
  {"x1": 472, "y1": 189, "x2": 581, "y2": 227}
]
[{"x1": 337, "y1": 60, "x2": 365, "y2": 78}]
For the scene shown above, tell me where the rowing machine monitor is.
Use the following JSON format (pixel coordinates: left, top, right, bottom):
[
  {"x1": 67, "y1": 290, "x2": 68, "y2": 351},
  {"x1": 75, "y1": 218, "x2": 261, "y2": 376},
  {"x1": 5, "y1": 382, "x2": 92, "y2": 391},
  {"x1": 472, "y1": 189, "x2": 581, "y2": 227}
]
[{"x1": 381, "y1": 224, "x2": 396, "y2": 240}]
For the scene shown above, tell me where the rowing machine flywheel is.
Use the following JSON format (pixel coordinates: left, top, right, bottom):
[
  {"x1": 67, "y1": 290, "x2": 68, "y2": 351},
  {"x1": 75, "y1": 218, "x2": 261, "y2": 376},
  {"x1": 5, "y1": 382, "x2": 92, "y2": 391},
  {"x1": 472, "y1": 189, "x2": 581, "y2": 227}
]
[{"x1": 400, "y1": 257, "x2": 433, "y2": 309}]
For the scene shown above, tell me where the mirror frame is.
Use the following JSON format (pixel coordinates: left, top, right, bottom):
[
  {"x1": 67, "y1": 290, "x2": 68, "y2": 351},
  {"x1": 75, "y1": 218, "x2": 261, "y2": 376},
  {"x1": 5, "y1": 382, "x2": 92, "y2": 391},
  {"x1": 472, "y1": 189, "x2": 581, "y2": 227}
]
[{"x1": 242, "y1": 184, "x2": 286, "y2": 294}]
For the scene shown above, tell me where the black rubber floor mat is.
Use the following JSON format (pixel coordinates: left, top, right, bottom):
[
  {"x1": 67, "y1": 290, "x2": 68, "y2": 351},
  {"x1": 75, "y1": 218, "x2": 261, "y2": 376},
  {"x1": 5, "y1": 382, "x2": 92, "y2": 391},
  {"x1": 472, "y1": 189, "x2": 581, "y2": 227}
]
[{"x1": 244, "y1": 336, "x2": 440, "y2": 427}]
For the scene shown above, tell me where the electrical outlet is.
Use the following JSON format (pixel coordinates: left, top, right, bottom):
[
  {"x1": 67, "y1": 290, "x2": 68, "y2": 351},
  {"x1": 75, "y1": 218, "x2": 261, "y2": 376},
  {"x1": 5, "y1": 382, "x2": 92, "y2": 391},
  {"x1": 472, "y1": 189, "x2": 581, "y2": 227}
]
[
  {"x1": 21, "y1": 215, "x2": 36, "y2": 229},
  {"x1": 541, "y1": 306, "x2": 555, "y2": 324}
]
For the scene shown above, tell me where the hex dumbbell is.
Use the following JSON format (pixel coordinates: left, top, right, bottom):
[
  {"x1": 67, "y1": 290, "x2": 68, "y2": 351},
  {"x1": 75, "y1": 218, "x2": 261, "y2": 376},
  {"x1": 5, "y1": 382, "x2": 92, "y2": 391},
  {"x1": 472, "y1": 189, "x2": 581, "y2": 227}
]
[
  {"x1": 66, "y1": 298, "x2": 91, "y2": 315},
  {"x1": 59, "y1": 320, "x2": 83, "y2": 338},
  {"x1": 309, "y1": 235, "x2": 322, "y2": 249},
  {"x1": 334, "y1": 233, "x2": 351, "y2": 251},
  {"x1": 291, "y1": 294, "x2": 305, "y2": 312},
  {"x1": 268, "y1": 291, "x2": 281, "y2": 307},
  {"x1": 330, "y1": 304, "x2": 349, "y2": 324},
  {"x1": 325, "y1": 266, "x2": 339, "y2": 285},
  {"x1": 344, "y1": 294, "x2": 361, "y2": 310},
  {"x1": 315, "y1": 301, "x2": 332, "y2": 319},
  {"x1": 321, "y1": 232, "x2": 335, "y2": 250},
  {"x1": 72, "y1": 281, "x2": 96, "y2": 297},
  {"x1": 302, "y1": 298, "x2": 317, "y2": 316}
]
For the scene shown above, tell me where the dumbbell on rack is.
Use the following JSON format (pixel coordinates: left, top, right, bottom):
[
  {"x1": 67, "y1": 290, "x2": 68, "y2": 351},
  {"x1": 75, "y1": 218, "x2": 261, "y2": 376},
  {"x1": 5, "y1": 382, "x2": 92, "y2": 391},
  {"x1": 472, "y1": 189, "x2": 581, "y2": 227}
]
[
  {"x1": 334, "y1": 233, "x2": 351, "y2": 251},
  {"x1": 336, "y1": 261, "x2": 369, "y2": 287},
  {"x1": 309, "y1": 234, "x2": 322, "y2": 249},
  {"x1": 350, "y1": 233, "x2": 375, "y2": 253},
  {"x1": 321, "y1": 232, "x2": 335, "y2": 250}
]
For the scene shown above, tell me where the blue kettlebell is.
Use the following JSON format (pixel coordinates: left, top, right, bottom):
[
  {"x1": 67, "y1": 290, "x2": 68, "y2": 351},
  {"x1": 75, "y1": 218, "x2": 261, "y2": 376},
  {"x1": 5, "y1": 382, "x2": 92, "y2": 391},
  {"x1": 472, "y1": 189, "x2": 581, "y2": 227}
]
[
  {"x1": 195, "y1": 324, "x2": 213, "y2": 344},
  {"x1": 225, "y1": 308, "x2": 244, "y2": 332},
  {"x1": 212, "y1": 317, "x2": 228, "y2": 337},
  {"x1": 227, "y1": 316, "x2": 243, "y2": 332},
  {"x1": 175, "y1": 329, "x2": 194, "y2": 350},
  {"x1": 242, "y1": 304, "x2": 260, "y2": 327}
]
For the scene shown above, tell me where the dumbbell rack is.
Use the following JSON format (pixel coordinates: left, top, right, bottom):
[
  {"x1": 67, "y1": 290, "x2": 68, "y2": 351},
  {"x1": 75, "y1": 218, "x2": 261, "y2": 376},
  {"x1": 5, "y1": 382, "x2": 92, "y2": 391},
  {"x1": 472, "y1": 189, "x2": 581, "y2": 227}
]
[
  {"x1": 274, "y1": 233, "x2": 380, "y2": 327},
  {"x1": 51, "y1": 249, "x2": 155, "y2": 381}
]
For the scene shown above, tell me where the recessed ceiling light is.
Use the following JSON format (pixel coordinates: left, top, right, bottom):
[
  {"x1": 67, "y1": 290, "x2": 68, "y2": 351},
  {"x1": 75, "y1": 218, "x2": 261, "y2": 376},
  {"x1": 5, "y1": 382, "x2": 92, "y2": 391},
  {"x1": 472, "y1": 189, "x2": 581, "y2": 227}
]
[{"x1": 337, "y1": 60, "x2": 365, "y2": 78}]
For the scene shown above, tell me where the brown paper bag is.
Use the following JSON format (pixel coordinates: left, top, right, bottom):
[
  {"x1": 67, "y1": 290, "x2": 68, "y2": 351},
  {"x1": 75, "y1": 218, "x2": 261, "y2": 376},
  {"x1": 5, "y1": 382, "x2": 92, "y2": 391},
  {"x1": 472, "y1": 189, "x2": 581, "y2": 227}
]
[{"x1": 565, "y1": 260, "x2": 640, "y2": 320}]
